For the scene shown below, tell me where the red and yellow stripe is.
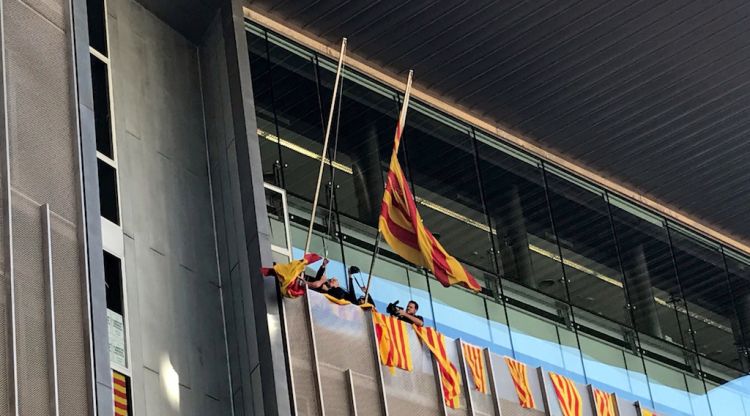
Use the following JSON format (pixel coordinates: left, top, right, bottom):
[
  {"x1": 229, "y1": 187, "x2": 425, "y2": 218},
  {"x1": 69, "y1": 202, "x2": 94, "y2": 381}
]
[
  {"x1": 112, "y1": 370, "x2": 128, "y2": 416},
  {"x1": 372, "y1": 311, "x2": 413, "y2": 373},
  {"x1": 378, "y1": 104, "x2": 480, "y2": 292},
  {"x1": 413, "y1": 325, "x2": 461, "y2": 409},
  {"x1": 504, "y1": 357, "x2": 536, "y2": 409},
  {"x1": 260, "y1": 253, "x2": 322, "y2": 298},
  {"x1": 640, "y1": 406, "x2": 658, "y2": 416},
  {"x1": 462, "y1": 342, "x2": 487, "y2": 394},
  {"x1": 549, "y1": 372, "x2": 583, "y2": 416},
  {"x1": 593, "y1": 387, "x2": 617, "y2": 416}
]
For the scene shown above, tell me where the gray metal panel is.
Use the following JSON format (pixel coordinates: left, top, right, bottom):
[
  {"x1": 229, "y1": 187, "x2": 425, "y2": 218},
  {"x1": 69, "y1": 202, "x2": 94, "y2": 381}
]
[{"x1": 247, "y1": 0, "x2": 750, "y2": 246}]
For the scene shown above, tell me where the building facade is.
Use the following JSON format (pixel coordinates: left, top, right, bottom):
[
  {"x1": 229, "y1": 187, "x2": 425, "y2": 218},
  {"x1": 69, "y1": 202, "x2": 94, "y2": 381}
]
[{"x1": 0, "y1": 0, "x2": 747, "y2": 415}]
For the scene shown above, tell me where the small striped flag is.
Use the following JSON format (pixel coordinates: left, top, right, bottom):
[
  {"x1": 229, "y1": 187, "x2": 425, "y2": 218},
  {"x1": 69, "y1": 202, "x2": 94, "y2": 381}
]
[
  {"x1": 372, "y1": 311, "x2": 412, "y2": 373},
  {"x1": 260, "y1": 253, "x2": 322, "y2": 298},
  {"x1": 113, "y1": 370, "x2": 128, "y2": 416},
  {"x1": 413, "y1": 325, "x2": 462, "y2": 409},
  {"x1": 461, "y1": 342, "x2": 487, "y2": 394},
  {"x1": 593, "y1": 387, "x2": 617, "y2": 416},
  {"x1": 639, "y1": 405, "x2": 659, "y2": 416},
  {"x1": 549, "y1": 372, "x2": 583, "y2": 416},
  {"x1": 504, "y1": 357, "x2": 536, "y2": 409}
]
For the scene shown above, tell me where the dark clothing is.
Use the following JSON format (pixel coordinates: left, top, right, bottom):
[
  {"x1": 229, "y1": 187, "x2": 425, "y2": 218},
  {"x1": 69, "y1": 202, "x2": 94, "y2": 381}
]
[
  {"x1": 398, "y1": 313, "x2": 424, "y2": 326},
  {"x1": 306, "y1": 264, "x2": 326, "y2": 282},
  {"x1": 327, "y1": 287, "x2": 357, "y2": 303}
]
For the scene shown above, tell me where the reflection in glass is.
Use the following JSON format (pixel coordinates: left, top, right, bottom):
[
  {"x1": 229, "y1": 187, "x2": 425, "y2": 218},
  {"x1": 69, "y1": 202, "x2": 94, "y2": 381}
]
[
  {"x1": 545, "y1": 168, "x2": 630, "y2": 326},
  {"x1": 669, "y1": 226, "x2": 743, "y2": 369},
  {"x1": 476, "y1": 133, "x2": 565, "y2": 300}
]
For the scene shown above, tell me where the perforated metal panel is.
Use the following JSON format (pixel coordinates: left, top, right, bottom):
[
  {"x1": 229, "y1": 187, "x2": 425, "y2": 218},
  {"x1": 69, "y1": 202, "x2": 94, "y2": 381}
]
[
  {"x1": 308, "y1": 291, "x2": 384, "y2": 416},
  {"x1": 382, "y1": 329, "x2": 441, "y2": 416},
  {"x1": 51, "y1": 215, "x2": 89, "y2": 415},
  {"x1": 12, "y1": 196, "x2": 51, "y2": 416},
  {"x1": 1, "y1": 0, "x2": 91, "y2": 413},
  {"x1": 285, "y1": 295, "x2": 321, "y2": 416}
]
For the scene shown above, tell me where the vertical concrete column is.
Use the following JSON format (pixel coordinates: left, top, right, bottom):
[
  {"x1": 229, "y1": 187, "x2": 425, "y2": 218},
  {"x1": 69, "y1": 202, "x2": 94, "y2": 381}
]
[
  {"x1": 624, "y1": 244, "x2": 663, "y2": 338},
  {"x1": 496, "y1": 185, "x2": 536, "y2": 289}
]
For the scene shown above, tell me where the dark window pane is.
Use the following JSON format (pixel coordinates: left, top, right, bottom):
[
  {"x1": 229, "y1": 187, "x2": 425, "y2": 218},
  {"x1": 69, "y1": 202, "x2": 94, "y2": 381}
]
[
  {"x1": 98, "y1": 159, "x2": 119, "y2": 224},
  {"x1": 104, "y1": 251, "x2": 123, "y2": 314},
  {"x1": 609, "y1": 197, "x2": 689, "y2": 348},
  {"x1": 725, "y1": 250, "x2": 750, "y2": 371},
  {"x1": 323, "y1": 68, "x2": 398, "y2": 231},
  {"x1": 247, "y1": 29, "x2": 283, "y2": 186},
  {"x1": 477, "y1": 135, "x2": 565, "y2": 300},
  {"x1": 544, "y1": 167, "x2": 630, "y2": 326},
  {"x1": 403, "y1": 105, "x2": 495, "y2": 277},
  {"x1": 91, "y1": 56, "x2": 113, "y2": 158},
  {"x1": 87, "y1": 0, "x2": 107, "y2": 55},
  {"x1": 670, "y1": 226, "x2": 743, "y2": 369}
]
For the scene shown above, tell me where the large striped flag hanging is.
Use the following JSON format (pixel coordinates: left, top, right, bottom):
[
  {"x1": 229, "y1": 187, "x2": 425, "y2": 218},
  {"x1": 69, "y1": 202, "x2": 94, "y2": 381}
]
[
  {"x1": 377, "y1": 73, "x2": 481, "y2": 292},
  {"x1": 372, "y1": 311, "x2": 413, "y2": 373},
  {"x1": 413, "y1": 325, "x2": 462, "y2": 409},
  {"x1": 592, "y1": 387, "x2": 617, "y2": 416},
  {"x1": 113, "y1": 371, "x2": 129, "y2": 416},
  {"x1": 260, "y1": 253, "x2": 322, "y2": 298},
  {"x1": 461, "y1": 342, "x2": 487, "y2": 394},
  {"x1": 504, "y1": 357, "x2": 536, "y2": 409},
  {"x1": 549, "y1": 372, "x2": 583, "y2": 416}
]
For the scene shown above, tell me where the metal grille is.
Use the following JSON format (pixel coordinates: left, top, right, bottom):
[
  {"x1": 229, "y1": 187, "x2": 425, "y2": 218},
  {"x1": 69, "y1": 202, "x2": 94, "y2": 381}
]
[
  {"x1": 12, "y1": 196, "x2": 50, "y2": 416},
  {"x1": 285, "y1": 295, "x2": 321, "y2": 416},
  {"x1": 382, "y1": 329, "x2": 441, "y2": 416},
  {"x1": 2, "y1": 0, "x2": 90, "y2": 414},
  {"x1": 6, "y1": 0, "x2": 78, "y2": 223},
  {"x1": 308, "y1": 291, "x2": 383, "y2": 416},
  {"x1": 499, "y1": 399, "x2": 547, "y2": 416},
  {"x1": 352, "y1": 370, "x2": 382, "y2": 416},
  {"x1": 51, "y1": 215, "x2": 89, "y2": 415}
]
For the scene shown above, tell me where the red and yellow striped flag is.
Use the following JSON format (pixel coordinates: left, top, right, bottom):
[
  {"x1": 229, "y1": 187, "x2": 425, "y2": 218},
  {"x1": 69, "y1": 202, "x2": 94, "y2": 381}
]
[
  {"x1": 549, "y1": 372, "x2": 583, "y2": 416},
  {"x1": 377, "y1": 78, "x2": 481, "y2": 292},
  {"x1": 504, "y1": 357, "x2": 536, "y2": 409},
  {"x1": 260, "y1": 253, "x2": 322, "y2": 298},
  {"x1": 112, "y1": 370, "x2": 128, "y2": 416},
  {"x1": 413, "y1": 325, "x2": 461, "y2": 408},
  {"x1": 462, "y1": 342, "x2": 487, "y2": 394},
  {"x1": 640, "y1": 406, "x2": 659, "y2": 416},
  {"x1": 593, "y1": 387, "x2": 617, "y2": 416},
  {"x1": 372, "y1": 311, "x2": 412, "y2": 373}
]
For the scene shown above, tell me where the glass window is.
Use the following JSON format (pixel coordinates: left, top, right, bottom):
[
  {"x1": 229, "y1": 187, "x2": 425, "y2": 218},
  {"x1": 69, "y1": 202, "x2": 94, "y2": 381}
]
[
  {"x1": 609, "y1": 196, "x2": 689, "y2": 348},
  {"x1": 428, "y1": 277, "x2": 491, "y2": 346},
  {"x1": 476, "y1": 133, "x2": 565, "y2": 300},
  {"x1": 669, "y1": 225, "x2": 743, "y2": 369},
  {"x1": 320, "y1": 63, "x2": 399, "y2": 231},
  {"x1": 97, "y1": 159, "x2": 119, "y2": 224},
  {"x1": 87, "y1": 0, "x2": 107, "y2": 55},
  {"x1": 403, "y1": 104, "x2": 495, "y2": 277},
  {"x1": 91, "y1": 56, "x2": 113, "y2": 159},
  {"x1": 486, "y1": 299, "x2": 513, "y2": 356},
  {"x1": 723, "y1": 250, "x2": 750, "y2": 371},
  {"x1": 247, "y1": 28, "x2": 283, "y2": 186},
  {"x1": 544, "y1": 167, "x2": 630, "y2": 327},
  {"x1": 644, "y1": 356, "x2": 694, "y2": 416},
  {"x1": 703, "y1": 360, "x2": 750, "y2": 416}
]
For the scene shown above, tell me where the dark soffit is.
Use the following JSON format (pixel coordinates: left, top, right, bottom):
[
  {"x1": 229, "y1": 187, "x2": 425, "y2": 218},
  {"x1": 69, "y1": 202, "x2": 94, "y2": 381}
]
[{"x1": 247, "y1": 0, "x2": 750, "y2": 246}]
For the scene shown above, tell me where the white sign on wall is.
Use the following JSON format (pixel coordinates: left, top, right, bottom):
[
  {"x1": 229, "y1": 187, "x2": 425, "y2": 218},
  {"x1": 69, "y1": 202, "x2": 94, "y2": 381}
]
[{"x1": 107, "y1": 308, "x2": 127, "y2": 368}]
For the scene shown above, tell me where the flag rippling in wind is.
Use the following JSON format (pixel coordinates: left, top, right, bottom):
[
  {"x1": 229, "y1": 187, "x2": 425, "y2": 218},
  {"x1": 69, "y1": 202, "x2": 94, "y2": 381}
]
[
  {"x1": 378, "y1": 77, "x2": 481, "y2": 292},
  {"x1": 549, "y1": 372, "x2": 583, "y2": 416},
  {"x1": 462, "y1": 342, "x2": 487, "y2": 394},
  {"x1": 372, "y1": 311, "x2": 412, "y2": 373},
  {"x1": 413, "y1": 325, "x2": 461, "y2": 408},
  {"x1": 592, "y1": 387, "x2": 617, "y2": 416},
  {"x1": 260, "y1": 253, "x2": 322, "y2": 298},
  {"x1": 504, "y1": 356, "x2": 536, "y2": 409}
]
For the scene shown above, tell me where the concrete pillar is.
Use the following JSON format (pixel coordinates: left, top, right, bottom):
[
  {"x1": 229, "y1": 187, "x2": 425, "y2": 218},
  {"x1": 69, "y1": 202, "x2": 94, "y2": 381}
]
[
  {"x1": 624, "y1": 244, "x2": 663, "y2": 338},
  {"x1": 496, "y1": 185, "x2": 537, "y2": 289}
]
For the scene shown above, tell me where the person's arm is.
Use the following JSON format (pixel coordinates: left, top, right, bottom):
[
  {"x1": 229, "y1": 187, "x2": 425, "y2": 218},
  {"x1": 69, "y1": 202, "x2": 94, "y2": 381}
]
[
  {"x1": 307, "y1": 275, "x2": 328, "y2": 290},
  {"x1": 313, "y1": 259, "x2": 329, "y2": 281},
  {"x1": 396, "y1": 310, "x2": 424, "y2": 326}
]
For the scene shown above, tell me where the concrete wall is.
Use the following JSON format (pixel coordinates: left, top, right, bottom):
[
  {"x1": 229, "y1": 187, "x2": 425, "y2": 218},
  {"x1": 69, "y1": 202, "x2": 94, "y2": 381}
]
[{"x1": 107, "y1": 0, "x2": 232, "y2": 414}]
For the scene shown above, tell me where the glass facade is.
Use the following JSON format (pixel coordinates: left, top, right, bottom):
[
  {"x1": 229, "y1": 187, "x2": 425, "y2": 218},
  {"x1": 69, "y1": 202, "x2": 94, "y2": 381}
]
[{"x1": 247, "y1": 22, "x2": 750, "y2": 416}]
